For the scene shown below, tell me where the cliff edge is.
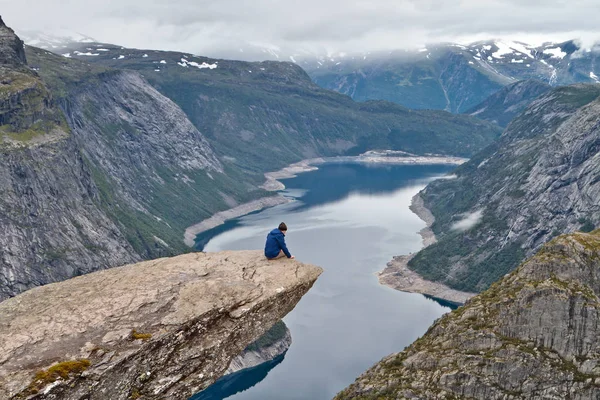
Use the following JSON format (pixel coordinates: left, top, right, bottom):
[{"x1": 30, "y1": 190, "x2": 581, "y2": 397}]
[
  {"x1": 337, "y1": 230, "x2": 600, "y2": 399},
  {"x1": 0, "y1": 250, "x2": 322, "y2": 399}
]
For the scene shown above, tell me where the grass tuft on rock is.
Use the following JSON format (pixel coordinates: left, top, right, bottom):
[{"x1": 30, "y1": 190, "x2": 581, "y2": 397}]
[
  {"x1": 25, "y1": 359, "x2": 91, "y2": 395},
  {"x1": 131, "y1": 329, "x2": 152, "y2": 341}
]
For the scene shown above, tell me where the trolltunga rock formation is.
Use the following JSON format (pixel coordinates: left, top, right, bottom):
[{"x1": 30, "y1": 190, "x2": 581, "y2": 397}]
[{"x1": 0, "y1": 250, "x2": 322, "y2": 399}]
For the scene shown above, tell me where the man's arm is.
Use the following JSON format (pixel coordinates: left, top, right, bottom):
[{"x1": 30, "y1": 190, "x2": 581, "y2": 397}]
[{"x1": 275, "y1": 235, "x2": 292, "y2": 258}]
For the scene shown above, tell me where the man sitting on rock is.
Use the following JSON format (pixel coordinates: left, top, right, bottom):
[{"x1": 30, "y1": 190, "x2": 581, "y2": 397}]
[{"x1": 265, "y1": 222, "x2": 295, "y2": 260}]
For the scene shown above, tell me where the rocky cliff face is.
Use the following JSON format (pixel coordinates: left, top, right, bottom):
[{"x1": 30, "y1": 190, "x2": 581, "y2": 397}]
[
  {"x1": 407, "y1": 84, "x2": 600, "y2": 293},
  {"x1": 0, "y1": 135, "x2": 141, "y2": 299},
  {"x1": 0, "y1": 22, "x2": 143, "y2": 299},
  {"x1": 0, "y1": 250, "x2": 322, "y2": 399},
  {"x1": 0, "y1": 19, "x2": 66, "y2": 142},
  {"x1": 0, "y1": 37, "x2": 266, "y2": 300},
  {"x1": 337, "y1": 230, "x2": 600, "y2": 399},
  {"x1": 0, "y1": 16, "x2": 26, "y2": 67},
  {"x1": 465, "y1": 79, "x2": 552, "y2": 127}
]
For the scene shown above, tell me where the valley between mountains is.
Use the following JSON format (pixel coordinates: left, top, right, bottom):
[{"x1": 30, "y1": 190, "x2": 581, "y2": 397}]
[{"x1": 1, "y1": 13, "x2": 600, "y2": 400}]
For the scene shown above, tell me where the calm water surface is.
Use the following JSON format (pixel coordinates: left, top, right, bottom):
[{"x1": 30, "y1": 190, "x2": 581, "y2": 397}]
[{"x1": 192, "y1": 163, "x2": 455, "y2": 400}]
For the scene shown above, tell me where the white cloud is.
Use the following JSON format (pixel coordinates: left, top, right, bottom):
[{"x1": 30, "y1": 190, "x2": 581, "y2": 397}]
[
  {"x1": 451, "y1": 210, "x2": 483, "y2": 232},
  {"x1": 3, "y1": 0, "x2": 600, "y2": 60}
]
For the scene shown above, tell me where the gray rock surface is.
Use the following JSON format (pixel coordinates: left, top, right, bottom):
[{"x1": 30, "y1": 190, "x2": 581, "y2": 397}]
[
  {"x1": 337, "y1": 230, "x2": 600, "y2": 399},
  {"x1": 0, "y1": 137, "x2": 141, "y2": 299},
  {"x1": 0, "y1": 16, "x2": 26, "y2": 67},
  {"x1": 0, "y1": 250, "x2": 322, "y2": 399}
]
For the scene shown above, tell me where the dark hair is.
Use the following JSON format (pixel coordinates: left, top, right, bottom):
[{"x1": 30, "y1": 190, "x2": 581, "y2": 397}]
[{"x1": 278, "y1": 222, "x2": 288, "y2": 231}]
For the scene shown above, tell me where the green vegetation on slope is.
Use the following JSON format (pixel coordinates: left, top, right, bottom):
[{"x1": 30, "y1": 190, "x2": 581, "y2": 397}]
[{"x1": 407, "y1": 84, "x2": 600, "y2": 293}]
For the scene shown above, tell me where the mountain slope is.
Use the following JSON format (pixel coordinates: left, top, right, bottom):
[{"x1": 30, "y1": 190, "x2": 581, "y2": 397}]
[
  {"x1": 407, "y1": 84, "x2": 600, "y2": 293},
  {"x1": 465, "y1": 79, "x2": 552, "y2": 127},
  {"x1": 45, "y1": 41, "x2": 502, "y2": 172},
  {"x1": 337, "y1": 230, "x2": 600, "y2": 399}
]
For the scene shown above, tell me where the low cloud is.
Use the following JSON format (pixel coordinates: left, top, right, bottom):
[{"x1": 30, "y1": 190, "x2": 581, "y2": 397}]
[
  {"x1": 3, "y1": 0, "x2": 600, "y2": 59},
  {"x1": 451, "y1": 210, "x2": 484, "y2": 232}
]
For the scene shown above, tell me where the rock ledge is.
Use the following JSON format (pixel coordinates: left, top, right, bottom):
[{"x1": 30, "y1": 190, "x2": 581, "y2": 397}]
[{"x1": 0, "y1": 250, "x2": 322, "y2": 399}]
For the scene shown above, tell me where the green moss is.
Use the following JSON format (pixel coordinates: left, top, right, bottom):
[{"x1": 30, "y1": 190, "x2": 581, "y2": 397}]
[
  {"x1": 131, "y1": 388, "x2": 142, "y2": 399},
  {"x1": 24, "y1": 359, "x2": 91, "y2": 395},
  {"x1": 0, "y1": 70, "x2": 39, "y2": 98},
  {"x1": 131, "y1": 329, "x2": 152, "y2": 341}
]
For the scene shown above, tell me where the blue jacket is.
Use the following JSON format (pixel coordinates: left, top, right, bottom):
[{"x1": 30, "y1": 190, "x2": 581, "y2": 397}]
[{"x1": 264, "y1": 229, "x2": 291, "y2": 259}]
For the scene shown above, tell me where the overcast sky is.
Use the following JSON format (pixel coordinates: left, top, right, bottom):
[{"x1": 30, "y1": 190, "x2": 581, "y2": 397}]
[{"x1": 2, "y1": 0, "x2": 600, "y2": 60}]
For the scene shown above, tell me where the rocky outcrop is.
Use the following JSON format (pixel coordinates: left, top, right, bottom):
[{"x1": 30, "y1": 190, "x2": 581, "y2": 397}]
[
  {"x1": 337, "y1": 230, "x2": 600, "y2": 399},
  {"x1": 0, "y1": 16, "x2": 26, "y2": 67},
  {"x1": 225, "y1": 320, "x2": 292, "y2": 374},
  {"x1": 0, "y1": 17, "x2": 66, "y2": 139},
  {"x1": 0, "y1": 250, "x2": 322, "y2": 399},
  {"x1": 408, "y1": 84, "x2": 600, "y2": 293},
  {"x1": 465, "y1": 79, "x2": 552, "y2": 127}
]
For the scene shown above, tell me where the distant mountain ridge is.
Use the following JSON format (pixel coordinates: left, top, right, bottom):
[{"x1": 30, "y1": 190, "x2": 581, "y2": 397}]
[
  {"x1": 22, "y1": 32, "x2": 600, "y2": 113},
  {"x1": 464, "y1": 79, "x2": 552, "y2": 127},
  {"x1": 305, "y1": 40, "x2": 600, "y2": 113}
]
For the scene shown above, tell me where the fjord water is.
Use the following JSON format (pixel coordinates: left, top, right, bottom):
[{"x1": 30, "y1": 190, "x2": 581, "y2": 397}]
[{"x1": 192, "y1": 163, "x2": 454, "y2": 400}]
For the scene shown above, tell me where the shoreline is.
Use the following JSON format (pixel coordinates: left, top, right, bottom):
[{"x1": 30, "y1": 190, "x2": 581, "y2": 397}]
[
  {"x1": 183, "y1": 196, "x2": 292, "y2": 247},
  {"x1": 378, "y1": 193, "x2": 476, "y2": 306},
  {"x1": 184, "y1": 151, "x2": 467, "y2": 248}
]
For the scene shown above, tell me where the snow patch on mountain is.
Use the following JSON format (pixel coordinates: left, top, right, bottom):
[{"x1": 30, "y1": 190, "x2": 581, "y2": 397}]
[
  {"x1": 543, "y1": 47, "x2": 567, "y2": 59},
  {"x1": 492, "y1": 41, "x2": 533, "y2": 59},
  {"x1": 74, "y1": 50, "x2": 99, "y2": 56},
  {"x1": 178, "y1": 58, "x2": 218, "y2": 69}
]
